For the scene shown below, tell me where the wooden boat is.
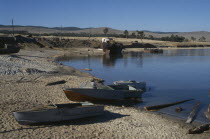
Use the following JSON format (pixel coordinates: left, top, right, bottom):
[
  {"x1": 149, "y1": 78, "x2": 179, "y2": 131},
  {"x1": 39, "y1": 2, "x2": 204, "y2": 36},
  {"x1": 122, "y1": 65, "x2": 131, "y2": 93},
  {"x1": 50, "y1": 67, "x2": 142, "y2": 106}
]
[
  {"x1": 13, "y1": 102, "x2": 104, "y2": 125},
  {"x1": 113, "y1": 80, "x2": 146, "y2": 91},
  {"x1": 63, "y1": 84, "x2": 143, "y2": 104}
]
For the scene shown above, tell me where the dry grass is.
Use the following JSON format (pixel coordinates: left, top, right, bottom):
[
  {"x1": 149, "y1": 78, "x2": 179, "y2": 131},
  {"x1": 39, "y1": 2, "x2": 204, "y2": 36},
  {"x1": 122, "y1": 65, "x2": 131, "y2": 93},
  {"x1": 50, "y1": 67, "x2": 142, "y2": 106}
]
[
  {"x1": 2, "y1": 33, "x2": 209, "y2": 48},
  {"x1": 41, "y1": 36, "x2": 210, "y2": 47},
  {"x1": 175, "y1": 41, "x2": 210, "y2": 46}
]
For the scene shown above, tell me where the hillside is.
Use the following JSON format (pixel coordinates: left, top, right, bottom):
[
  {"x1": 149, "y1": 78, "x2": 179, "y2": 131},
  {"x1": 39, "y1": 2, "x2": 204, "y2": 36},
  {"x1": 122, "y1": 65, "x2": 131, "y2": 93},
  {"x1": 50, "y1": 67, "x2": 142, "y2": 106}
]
[{"x1": 0, "y1": 25, "x2": 210, "y2": 41}]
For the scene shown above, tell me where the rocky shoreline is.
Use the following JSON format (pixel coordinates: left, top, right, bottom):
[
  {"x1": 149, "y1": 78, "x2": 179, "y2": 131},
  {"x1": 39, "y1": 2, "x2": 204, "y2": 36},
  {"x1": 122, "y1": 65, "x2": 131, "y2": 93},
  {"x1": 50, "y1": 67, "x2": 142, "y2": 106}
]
[{"x1": 0, "y1": 49, "x2": 209, "y2": 139}]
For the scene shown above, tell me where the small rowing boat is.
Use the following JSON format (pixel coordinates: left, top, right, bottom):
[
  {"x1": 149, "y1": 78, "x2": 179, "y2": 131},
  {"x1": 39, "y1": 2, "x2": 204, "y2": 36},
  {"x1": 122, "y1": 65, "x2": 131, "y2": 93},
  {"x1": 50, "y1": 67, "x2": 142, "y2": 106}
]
[
  {"x1": 13, "y1": 102, "x2": 104, "y2": 125},
  {"x1": 63, "y1": 83, "x2": 143, "y2": 105}
]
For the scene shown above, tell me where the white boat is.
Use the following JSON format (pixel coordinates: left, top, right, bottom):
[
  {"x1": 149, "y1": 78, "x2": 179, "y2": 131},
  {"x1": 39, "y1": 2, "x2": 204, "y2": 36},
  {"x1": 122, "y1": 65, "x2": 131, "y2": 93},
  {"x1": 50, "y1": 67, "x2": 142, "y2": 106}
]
[
  {"x1": 113, "y1": 80, "x2": 146, "y2": 91},
  {"x1": 13, "y1": 102, "x2": 104, "y2": 125}
]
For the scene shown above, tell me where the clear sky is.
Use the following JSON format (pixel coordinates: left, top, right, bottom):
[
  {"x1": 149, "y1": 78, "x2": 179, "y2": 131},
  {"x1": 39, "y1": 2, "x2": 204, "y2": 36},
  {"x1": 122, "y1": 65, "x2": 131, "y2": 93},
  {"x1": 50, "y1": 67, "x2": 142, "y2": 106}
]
[{"x1": 0, "y1": 0, "x2": 210, "y2": 32}]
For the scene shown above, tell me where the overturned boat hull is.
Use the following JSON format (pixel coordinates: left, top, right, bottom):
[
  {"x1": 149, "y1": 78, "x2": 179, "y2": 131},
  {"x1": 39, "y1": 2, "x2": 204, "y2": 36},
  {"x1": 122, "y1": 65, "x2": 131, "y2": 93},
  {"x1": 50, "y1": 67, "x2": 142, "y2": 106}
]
[{"x1": 13, "y1": 103, "x2": 104, "y2": 125}]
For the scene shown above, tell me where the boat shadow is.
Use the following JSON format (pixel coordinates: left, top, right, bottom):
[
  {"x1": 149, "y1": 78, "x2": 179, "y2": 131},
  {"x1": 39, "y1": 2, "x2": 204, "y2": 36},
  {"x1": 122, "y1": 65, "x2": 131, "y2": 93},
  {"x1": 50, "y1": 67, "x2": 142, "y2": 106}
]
[
  {"x1": 50, "y1": 110, "x2": 128, "y2": 126},
  {"x1": 89, "y1": 100, "x2": 143, "y2": 107},
  {"x1": 0, "y1": 111, "x2": 128, "y2": 133}
]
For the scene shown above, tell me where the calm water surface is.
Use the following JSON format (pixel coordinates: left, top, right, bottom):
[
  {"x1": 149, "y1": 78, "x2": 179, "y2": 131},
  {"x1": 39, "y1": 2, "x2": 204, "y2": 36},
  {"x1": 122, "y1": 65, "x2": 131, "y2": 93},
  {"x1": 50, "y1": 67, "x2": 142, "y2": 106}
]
[{"x1": 58, "y1": 49, "x2": 210, "y2": 123}]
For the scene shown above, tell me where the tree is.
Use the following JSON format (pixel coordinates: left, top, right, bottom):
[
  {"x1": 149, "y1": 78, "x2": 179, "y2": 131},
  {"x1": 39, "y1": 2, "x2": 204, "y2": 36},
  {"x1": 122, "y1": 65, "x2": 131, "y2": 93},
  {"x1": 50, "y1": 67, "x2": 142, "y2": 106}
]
[
  {"x1": 103, "y1": 28, "x2": 109, "y2": 37},
  {"x1": 191, "y1": 36, "x2": 196, "y2": 42},
  {"x1": 199, "y1": 36, "x2": 206, "y2": 42},
  {"x1": 160, "y1": 35, "x2": 185, "y2": 42},
  {"x1": 139, "y1": 31, "x2": 144, "y2": 42},
  {"x1": 131, "y1": 32, "x2": 136, "y2": 38},
  {"x1": 131, "y1": 32, "x2": 136, "y2": 37},
  {"x1": 184, "y1": 38, "x2": 189, "y2": 42},
  {"x1": 148, "y1": 35, "x2": 154, "y2": 40},
  {"x1": 170, "y1": 34, "x2": 175, "y2": 41},
  {"x1": 124, "y1": 30, "x2": 129, "y2": 38},
  {"x1": 136, "y1": 31, "x2": 144, "y2": 42},
  {"x1": 136, "y1": 30, "x2": 139, "y2": 39}
]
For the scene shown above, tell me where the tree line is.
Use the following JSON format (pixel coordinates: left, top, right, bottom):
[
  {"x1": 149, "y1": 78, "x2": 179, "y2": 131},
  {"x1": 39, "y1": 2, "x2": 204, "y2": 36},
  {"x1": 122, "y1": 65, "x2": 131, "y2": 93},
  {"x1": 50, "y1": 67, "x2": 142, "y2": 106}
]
[
  {"x1": 0, "y1": 28, "x2": 207, "y2": 42},
  {"x1": 103, "y1": 28, "x2": 207, "y2": 42}
]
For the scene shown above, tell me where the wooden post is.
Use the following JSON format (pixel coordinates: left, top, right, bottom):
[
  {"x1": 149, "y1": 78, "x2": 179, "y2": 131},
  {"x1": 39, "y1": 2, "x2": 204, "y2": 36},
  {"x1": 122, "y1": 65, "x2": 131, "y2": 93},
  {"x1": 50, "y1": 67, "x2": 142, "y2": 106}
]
[
  {"x1": 12, "y1": 18, "x2": 14, "y2": 37},
  {"x1": 60, "y1": 25, "x2": 62, "y2": 40}
]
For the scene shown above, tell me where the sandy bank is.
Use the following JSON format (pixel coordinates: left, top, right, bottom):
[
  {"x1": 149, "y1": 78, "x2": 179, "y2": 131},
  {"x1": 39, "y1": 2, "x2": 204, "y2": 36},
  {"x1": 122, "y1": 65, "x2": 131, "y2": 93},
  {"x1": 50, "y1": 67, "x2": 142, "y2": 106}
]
[{"x1": 0, "y1": 49, "x2": 209, "y2": 139}]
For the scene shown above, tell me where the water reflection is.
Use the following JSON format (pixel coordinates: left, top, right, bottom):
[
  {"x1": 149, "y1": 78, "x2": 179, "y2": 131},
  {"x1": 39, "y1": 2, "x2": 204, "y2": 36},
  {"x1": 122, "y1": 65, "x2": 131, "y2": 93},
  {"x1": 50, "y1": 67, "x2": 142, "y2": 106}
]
[
  {"x1": 164, "y1": 49, "x2": 210, "y2": 56},
  {"x1": 57, "y1": 49, "x2": 210, "y2": 70},
  {"x1": 101, "y1": 52, "x2": 144, "y2": 67},
  {"x1": 209, "y1": 90, "x2": 210, "y2": 97},
  {"x1": 102, "y1": 54, "x2": 123, "y2": 67},
  {"x1": 56, "y1": 52, "x2": 144, "y2": 68}
]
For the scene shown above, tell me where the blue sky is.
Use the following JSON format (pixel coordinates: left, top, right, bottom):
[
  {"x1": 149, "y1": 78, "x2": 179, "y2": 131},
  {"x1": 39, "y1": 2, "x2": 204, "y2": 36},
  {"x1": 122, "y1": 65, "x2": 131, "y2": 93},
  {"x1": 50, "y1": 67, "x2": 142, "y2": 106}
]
[{"x1": 0, "y1": 0, "x2": 209, "y2": 32}]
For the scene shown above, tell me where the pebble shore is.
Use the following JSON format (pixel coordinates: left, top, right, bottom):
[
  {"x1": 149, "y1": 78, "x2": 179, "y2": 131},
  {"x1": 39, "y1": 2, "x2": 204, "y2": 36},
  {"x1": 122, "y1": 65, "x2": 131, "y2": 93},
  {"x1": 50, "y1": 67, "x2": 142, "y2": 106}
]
[{"x1": 0, "y1": 49, "x2": 209, "y2": 139}]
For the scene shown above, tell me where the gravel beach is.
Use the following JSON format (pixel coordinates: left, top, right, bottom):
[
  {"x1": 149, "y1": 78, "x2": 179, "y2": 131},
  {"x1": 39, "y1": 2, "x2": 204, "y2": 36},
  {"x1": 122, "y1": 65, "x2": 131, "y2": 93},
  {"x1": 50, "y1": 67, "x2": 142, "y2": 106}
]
[{"x1": 0, "y1": 49, "x2": 209, "y2": 139}]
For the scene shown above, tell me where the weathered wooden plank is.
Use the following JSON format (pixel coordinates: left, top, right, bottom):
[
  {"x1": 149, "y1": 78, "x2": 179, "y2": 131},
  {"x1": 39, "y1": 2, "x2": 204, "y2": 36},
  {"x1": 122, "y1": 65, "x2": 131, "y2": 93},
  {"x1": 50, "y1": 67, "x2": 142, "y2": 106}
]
[
  {"x1": 186, "y1": 102, "x2": 200, "y2": 123},
  {"x1": 144, "y1": 99, "x2": 194, "y2": 111},
  {"x1": 46, "y1": 80, "x2": 66, "y2": 86},
  {"x1": 188, "y1": 124, "x2": 210, "y2": 134}
]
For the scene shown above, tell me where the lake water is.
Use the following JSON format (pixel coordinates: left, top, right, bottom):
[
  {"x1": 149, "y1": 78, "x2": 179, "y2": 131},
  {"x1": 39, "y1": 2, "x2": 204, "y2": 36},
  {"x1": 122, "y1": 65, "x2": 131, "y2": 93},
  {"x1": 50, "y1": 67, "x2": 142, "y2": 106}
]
[{"x1": 58, "y1": 49, "x2": 210, "y2": 123}]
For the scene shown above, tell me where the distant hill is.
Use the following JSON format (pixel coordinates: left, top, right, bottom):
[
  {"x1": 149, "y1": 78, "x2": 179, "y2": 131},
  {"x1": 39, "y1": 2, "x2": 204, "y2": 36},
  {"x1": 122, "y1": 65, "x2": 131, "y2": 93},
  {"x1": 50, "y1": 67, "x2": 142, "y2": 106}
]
[
  {"x1": 0, "y1": 25, "x2": 209, "y2": 41},
  {"x1": 70, "y1": 27, "x2": 124, "y2": 34},
  {"x1": 0, "y1": 25, "x2": 86, "y2": 33},
  {"x1": 52, "y1": 27, "x2": 84, "y2": 31}
]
